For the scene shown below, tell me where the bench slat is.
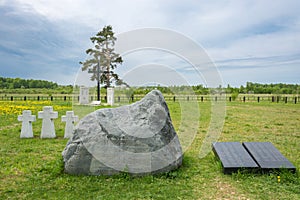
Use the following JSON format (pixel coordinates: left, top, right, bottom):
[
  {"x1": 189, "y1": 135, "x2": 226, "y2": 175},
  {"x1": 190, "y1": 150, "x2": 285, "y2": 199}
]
[
  {"x1": 243, "y1": 142, "x2": 296, "y2": 173},
  {"x1": 212, "y1": 142, "x2": 259, "y2": 174}
]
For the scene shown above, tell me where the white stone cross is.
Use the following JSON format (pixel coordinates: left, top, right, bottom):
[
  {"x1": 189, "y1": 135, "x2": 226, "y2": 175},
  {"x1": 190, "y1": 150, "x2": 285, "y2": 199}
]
[
  {"x1": 61, "y1": 111, "x2": 79, "y2": 138},
  {"x1": 38, "y1": 106, "x2": 58, "y2": 138},
  {"x1": 18, "y1": 110, "x2": 36, "y2": 138}
]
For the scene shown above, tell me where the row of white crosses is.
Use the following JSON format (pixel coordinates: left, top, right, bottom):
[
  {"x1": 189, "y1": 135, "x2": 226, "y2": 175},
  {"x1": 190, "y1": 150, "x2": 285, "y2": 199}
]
[{"x1": 18, "y1": 106, "x2": 78, "y2": 139}]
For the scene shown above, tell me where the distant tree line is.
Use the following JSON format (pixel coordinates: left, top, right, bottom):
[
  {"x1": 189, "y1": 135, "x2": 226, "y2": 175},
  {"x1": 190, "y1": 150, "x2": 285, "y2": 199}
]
[
  {"x1": 132, "y1": 83, "x2": 299, "y2": 95},
  {"x1": 0, "y1": 77, "x2": 60, "y2": 89},
  {"x1": 128, "y1": 85, "x2": 209, "y2": 95},
  {"x1": 226, "y1": 82, "x2": 300, "y2": 94},
  {"x1": 0, "y1": 77, "x2": 73, "y2": 94},
  {"x1": 0, "y1": 77, "x2": 299, "y2": 95}
]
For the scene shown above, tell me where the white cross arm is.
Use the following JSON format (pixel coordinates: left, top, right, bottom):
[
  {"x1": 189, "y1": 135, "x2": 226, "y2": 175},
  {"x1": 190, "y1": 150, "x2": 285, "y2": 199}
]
[
  {"x1": 38, "y1": 111, "x2": 58, "y2": 119},
  {"x1": 74, "y1": 116, "x2": 79, "y2": 122},
  {"x1": 51, "y1": 112, "x2": 58, "y2": 119},
  {"x1": 61, "y1": 113, "x2": 79, "y2": 123},
  {"x1": 38, "y1": 111, "x2": 44, "y2": 119},
  {"x1": 18, "y1": 111, "x2": 36, "y2": 122},
  {"x1": 18, "y1": 115, "x2": 23, "y2": 121},
  {"x1": 18, "y1": 115, "x2": 36, "y2": 122}
]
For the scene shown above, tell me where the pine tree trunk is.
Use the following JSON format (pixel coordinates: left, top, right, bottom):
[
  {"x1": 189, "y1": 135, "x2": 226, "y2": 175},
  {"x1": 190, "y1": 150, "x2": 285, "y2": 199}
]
[{"x1": 105, "y1": 40, "x2": 111, "y2": 88}]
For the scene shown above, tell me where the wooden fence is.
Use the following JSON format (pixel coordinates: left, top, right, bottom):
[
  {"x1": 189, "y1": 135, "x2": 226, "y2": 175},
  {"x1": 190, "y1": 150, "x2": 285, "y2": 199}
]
[{"x1": 0, "y1": 94, "x2": 299, "y2": 104}]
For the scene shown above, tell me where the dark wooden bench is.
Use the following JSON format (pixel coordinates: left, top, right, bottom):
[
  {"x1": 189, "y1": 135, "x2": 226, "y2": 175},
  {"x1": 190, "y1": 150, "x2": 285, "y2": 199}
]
[
  {"x1": 212, "y1": 142, "x2": 259, "y2": 174},
  {"x1": 212, "y1": 142, "x2": 296, "y2": 174},
  {"x1": 243, "y1": 142, "x2": 296, "y2": 173}
]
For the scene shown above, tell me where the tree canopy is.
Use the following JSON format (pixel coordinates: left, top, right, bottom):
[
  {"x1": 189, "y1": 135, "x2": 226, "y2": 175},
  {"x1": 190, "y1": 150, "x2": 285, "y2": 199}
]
[
  {"x1": 80, "y1": 25, "x2": 123, "y2": 88},
  {"x1": 0, "y1": 77, "x2": 58, "y2": 89}
]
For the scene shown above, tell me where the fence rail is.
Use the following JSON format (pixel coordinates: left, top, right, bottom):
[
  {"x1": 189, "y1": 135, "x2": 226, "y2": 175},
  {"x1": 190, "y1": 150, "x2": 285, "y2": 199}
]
[{"x1": 0, "y1": 94, "x2": 299, "y2": 104}]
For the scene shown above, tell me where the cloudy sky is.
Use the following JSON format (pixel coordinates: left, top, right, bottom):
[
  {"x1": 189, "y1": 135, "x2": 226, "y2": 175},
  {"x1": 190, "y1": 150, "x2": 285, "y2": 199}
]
[{"x1": 0, "y1": 0, "x2": 299, "y2": 87}]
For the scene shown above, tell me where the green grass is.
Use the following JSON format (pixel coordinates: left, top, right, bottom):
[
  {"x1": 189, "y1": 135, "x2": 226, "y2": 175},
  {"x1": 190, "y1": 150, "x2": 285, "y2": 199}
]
[{"x1": 0, "y1": 100, "x2": 299, "y2": 199}]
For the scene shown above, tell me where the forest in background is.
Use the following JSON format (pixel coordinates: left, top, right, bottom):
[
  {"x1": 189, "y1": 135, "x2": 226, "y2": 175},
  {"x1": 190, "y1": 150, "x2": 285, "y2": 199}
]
[
  {"x1": 0, "y1": 77, "x2": 73, "y2": 94},
  {"x1": 0, "y1": 77, "x2": 299, "y2": 95}
]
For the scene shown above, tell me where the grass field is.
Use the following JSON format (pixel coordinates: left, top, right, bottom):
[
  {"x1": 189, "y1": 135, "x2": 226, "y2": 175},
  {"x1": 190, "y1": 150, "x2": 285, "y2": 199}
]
[{"x1": 0, "y1": 100, "x2": 299, "y2": 199}]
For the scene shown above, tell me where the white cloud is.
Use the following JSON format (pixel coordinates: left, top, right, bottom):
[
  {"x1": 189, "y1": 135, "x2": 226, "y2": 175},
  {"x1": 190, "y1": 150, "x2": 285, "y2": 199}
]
[
  {"x1": 1, "y1": 0, "x2": 299, "y2": 85},
  {"x1": 210, "y1": 28, "x2": 300, "y2": 60}
]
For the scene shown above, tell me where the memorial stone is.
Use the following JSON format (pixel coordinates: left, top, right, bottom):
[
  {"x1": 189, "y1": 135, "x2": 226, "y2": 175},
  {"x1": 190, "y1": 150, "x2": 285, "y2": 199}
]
[
  {"x1": 107, "y1": 87, "x2": 114, "y2": 106},
  {"x1": 62, "y1": 90, "x2": 183, "y2": 176},
  {"x1": 79, "y1": 86, "x2": 89, "y2": 104}
]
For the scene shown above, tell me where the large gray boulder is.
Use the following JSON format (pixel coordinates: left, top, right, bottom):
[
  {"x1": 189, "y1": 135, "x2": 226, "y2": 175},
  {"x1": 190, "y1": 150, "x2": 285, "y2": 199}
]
[{"x1": 62, "y1": 90, "x2": 183, "y2": 175}]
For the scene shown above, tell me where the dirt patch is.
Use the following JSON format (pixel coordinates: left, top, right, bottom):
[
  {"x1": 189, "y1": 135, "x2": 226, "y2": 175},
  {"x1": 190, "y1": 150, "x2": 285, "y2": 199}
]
[
  {"x1": 212, "y1": 178, "x2": 250, "y2": 200},
  {"x1": 0, "y1": 123, "x2": 19, "y2": 131}
]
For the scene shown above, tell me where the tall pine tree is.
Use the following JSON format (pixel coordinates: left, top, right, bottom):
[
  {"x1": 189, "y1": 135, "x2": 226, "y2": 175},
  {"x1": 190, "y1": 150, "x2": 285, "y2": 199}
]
[{"x1": 80, "y1": 25, "x2": 123, "y2": 101}]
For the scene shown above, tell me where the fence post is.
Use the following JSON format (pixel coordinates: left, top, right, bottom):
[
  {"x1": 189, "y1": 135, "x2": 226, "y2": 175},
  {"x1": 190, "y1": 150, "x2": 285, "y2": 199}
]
[
  {"x1": 277, "y1": 96, "x2": 280, "y2": 103},
  {"x1": 243, "y1": 96, "x2": 246, "y2": 102},
  {"x1": 257, "y1": 96, "x2": 260, "y2": 103},
  {"x1": 131, "y1": 95, "x2": 134, "y2": 102},
  {"x1": 272, "y1": 96, "x2": 275, "y2": 102},
  {"x1": 24, "y1": 96, "x2": 26, "y2": 101},
  {"x1": 285, "y1": 97, "x2": 288, "y2": 104},
  {"x1": 295, "y1": 97, "x2": 297, "y2": 104},
  {"x1": 229, "y1": 96, "x2": 232, "y2": 102},
  {"x1": 118, "y1": 96, "x2": 120, "y2": 102},
  {"x1": 173, "y1": 96, "x2": 176, "y2": 102},
  {"x1": 11, "y1": 96, "x2": 13, "y2": 101}
]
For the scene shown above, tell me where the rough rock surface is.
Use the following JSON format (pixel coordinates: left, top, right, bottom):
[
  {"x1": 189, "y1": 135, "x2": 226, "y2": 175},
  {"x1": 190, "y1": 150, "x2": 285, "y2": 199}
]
[{"x1": 62, "y1": 90, "x2": 183, "y2": 175}]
